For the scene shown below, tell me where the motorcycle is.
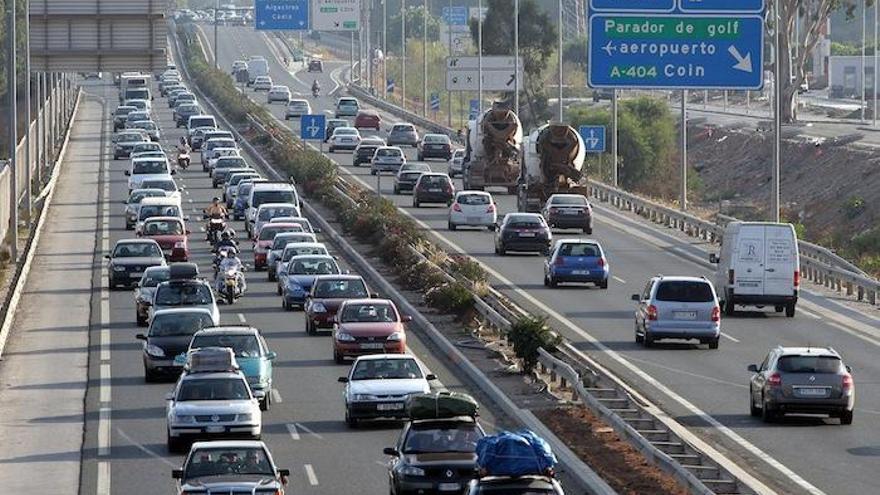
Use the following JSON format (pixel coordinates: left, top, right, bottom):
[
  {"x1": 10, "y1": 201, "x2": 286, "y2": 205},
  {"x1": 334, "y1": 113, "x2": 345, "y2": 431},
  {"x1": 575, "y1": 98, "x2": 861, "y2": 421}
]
[
  {"x1": 205, "y1": 217, "x2": 226, "y2": 245},
  {"x1": 212, "y1": 244, "x2": 238, "y2": 275},
  {"x1": 177, "y1": 151, "x2": 190, "y2": 170},
  {"x1": 220, "y1": 265, "x2": 246, "y2": 305},
  {"x1": 312, "y1": 87, "x2": 320, "y2": 98}
]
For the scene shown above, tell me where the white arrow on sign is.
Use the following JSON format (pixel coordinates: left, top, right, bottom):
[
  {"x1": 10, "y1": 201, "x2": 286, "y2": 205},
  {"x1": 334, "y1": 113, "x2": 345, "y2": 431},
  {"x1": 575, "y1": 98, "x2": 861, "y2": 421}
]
[
  {"x1": 307, "y1": 121, "x2": 321, "y2": 137},
  {"x1": 728, "y1": 46, "x2": 753, "y2": 73},
  {"x1": 586, "y1": 130, "x2": 600, "y2": 149}
]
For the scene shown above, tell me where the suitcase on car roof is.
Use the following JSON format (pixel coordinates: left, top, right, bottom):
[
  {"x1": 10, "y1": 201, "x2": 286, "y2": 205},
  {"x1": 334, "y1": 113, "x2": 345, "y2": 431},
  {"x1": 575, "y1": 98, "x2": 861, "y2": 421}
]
[
  {"x1": 476, "y1": 430, "x2": 557, "y2": 477},
  {"x1": 185, "y1": 347, "x2": 239, "y2": 373},
  {"x1": 407, "y1": 391, "x2": 479, "y2": 420}
]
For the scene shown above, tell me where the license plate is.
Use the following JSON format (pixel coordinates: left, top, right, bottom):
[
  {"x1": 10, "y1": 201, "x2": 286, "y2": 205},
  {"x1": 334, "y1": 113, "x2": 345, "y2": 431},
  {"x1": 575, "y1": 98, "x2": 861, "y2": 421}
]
[
  {"x1": 205, "y1": 426, "x2": 225, "y2": 433},
  {"x1": 376, "y1": 403, "x2": 404, "y2": 411},
  {"x1": 360, "y1": 343, "x2": 385, "y2": 350},
  {"x1": 563, "y1": 209, "x2": 579, "y2": 215},
  {"x1": 130, "y1": 272, "x2": 143, "y2": 278},
  {"x1": 429, "y1": 188, "x2": 441, "y2": 192},
  {"x1": 572, "y1": 270, "x2": 589, "y2": 275},
  {"x1": 466, "y1": 216, "x2": 481, "y2": 223},
  {"x1": 438, "y1": 483, "x2": 461, "y2": 491},
  {"x1": 673, "y1": 311, "x2": 697, "y2": 320},
  {"x1": 519, "y1": 232, "x2": 536, "y2": 237},
  {"x1": 797, "y1": 387, "x2": 828, "y2": 397}
]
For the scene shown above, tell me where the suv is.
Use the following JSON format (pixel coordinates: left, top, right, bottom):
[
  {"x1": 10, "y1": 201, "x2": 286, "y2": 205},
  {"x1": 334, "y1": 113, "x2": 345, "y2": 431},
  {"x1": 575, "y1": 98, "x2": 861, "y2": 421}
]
[
  {"x1": 308, "y1": 59, "x2": 324, "y2": 72},
  {"x1": 412, "y1": 173, "x2": 455, "y2": 207},
  {"x1": 417, "y1": 133, "x2": 453, "y2": 161},
  {"x1": 173, "y1": 441, "x2": 289, "y2": 493},
  {"x1": 541, "y1": 193, "x2": 593, "y2": 234},
  {"x1": 388, "y1": 122, "x2": 419, "y2": 147},
  {"x1": 631, "y1": 276, "x2": 721, "y2": 349},
  {"x1": 748, "y1": 346, "x2": 854, "y2": 424},
  {"x1": 246, "y1": 182, "x2": 300, "y2": 232}
]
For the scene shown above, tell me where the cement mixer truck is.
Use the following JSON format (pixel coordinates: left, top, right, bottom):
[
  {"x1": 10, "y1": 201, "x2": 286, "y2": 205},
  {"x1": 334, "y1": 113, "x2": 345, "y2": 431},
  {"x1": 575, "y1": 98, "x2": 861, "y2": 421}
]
[
  {"x1": 517, "y1": 123, "x2": 588, "y2": 213},
  {"x1": 461, "y1": 106, "x2": 523, "y2": 193}
]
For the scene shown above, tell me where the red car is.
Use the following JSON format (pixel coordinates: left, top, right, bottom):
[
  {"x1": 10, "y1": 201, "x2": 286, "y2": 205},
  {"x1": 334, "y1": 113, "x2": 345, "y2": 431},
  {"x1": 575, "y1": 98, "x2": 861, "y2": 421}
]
[
  {"x1": 138, "y1": 217, "x2": 190, "y2": 261},
  {"x1": 305, "y1": 275, "x2": 374, "y2": 335},
  {"x1": 332, "y1": 298, "x2": 410, "y2": 363},
  {"x1": 354, "y1": 110, "x2": 381, "y2": 131},
  {"x1": 253, "y1": 222, "x2": 306, "y2": 270}
]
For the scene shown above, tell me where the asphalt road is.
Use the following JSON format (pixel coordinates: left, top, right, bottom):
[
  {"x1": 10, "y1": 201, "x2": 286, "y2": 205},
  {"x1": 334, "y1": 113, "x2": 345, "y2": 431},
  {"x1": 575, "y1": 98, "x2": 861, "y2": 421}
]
[
  {"x1": 72, "y1": 63, "x2": 506, "y2": 494},
  {"x1": 210, "y1": 25, "x2": 880, "y2": 495}
]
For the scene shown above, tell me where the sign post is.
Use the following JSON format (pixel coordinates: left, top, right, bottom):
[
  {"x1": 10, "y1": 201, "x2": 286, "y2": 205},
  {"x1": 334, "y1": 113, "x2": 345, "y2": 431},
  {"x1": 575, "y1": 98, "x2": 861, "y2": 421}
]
[
  {"x1": 300, "y1": 114, "x2": 327, "y2": 153},
  {"x1": 430, "y1": 93, "x2": 441, "y2": 120},
  {"x1": 255, "y1": 0, "x2": 309, "y2": 30}
]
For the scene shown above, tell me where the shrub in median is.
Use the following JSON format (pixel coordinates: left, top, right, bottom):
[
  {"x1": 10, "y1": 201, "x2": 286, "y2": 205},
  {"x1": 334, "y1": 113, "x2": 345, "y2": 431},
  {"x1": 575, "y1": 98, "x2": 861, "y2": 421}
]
[
  {"x1": 425, "y1": 282, "x2": 474, "y2": 315},
  {"x1": 508, "y1": 316, "x2": 560, "y2": 374}
]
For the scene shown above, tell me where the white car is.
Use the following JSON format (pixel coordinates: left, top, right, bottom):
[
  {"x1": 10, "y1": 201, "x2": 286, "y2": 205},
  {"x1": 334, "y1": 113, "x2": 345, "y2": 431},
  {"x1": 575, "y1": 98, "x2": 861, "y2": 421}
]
[
  {"x1": 267, "y1": 234, "x2": 320, "y2": 280},
  {"x1": 126, "y1": 157, "x2": 173, "y2": 191},
  {"x1": 202, "y1": 137, "x2": 238, "y2": 164},
  {"x1": 370, "y1": 146, "x2": 406, "y2": 175},
  {"x1": 231, "y1": 60, "x2": 248, "y2": 74},
  {"x1": 253, "y1": 203, "x2": 301, "y2": 239},
  {"x1": 113, "y1": 130, "x2": 149, "y2": 159},
  {"x1": 206, "y1": 149, "x2": 243, "y2": 175},
  {"x1": 140, "y1": 177, "x2": 182, "y2": 202},
  {"x1": 328, "y1": 127, "x2": 361, "y2": 152},
  {"x1": 284, "y1": 99, "x2": 311, "y2": 119},
  {"x1": 448, "y1": 191, "x2": 497, "y2": 231},
  {"x1": 165, "y1": 368, "x2": 262, "y2": 452},
  {"x1": 124, "y1": 98, "x2": 152, "y2": 115},
  {"x1": 267, "y1": 85, "x2": 291, "y2": 103},
  {"x1": 253, "y1": 76, "x2": 273, "y2": 91},
  {"x1": 448, "y1": 149, "x2": 465, "y2": 177},
  {"x1": 124, "y1": 188, "x2": 168, "y2": 230},
  {"x1": 339, "y1": 354, "x2": 436, "y2": 426}
]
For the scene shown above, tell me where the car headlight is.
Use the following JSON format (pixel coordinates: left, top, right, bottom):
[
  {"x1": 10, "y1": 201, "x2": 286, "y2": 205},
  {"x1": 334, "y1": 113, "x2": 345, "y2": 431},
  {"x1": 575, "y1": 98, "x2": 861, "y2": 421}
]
[
  {"x1": 287, "y1": 281, "x2": 303, "y2": 292},
  {"x1": 174, "y1": 414, "x2": 195, "y2": 424},
  {"x1": 237, "y1": 413, "x2": 253, "y2": 422},
  {"x1": 145, "y1": 344, "x2": 165, "y2": 358},
  {"x1": 351, "y1": 393, "x2": 377, "y2": 401},
  {"x1": 311, "y1": 302, "x2": 327, "y2": 313},
  {"x1": 226, "y1": 269, "x2": 237, "y2": 277},
  {"x1": 387, "y1": 332, "x2": 403, "y2": 342},
  {"x1": 335, "y1": 332, "x2": 355, "y2": 342},
  {"x1": 112, "y1": 265, "x2": 126, "y2": 272},
  {"x1": 400, "y1": 466, "x2": 426, "y2": 477}
]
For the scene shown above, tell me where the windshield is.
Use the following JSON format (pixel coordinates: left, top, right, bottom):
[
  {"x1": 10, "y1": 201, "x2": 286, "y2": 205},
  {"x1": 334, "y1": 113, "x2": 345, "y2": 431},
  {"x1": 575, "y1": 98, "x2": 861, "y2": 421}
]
[
  {"x1": 335, "y1": 128, "x2": 358, "y2": 136},
  {"x1": 132, "y1": 143, "x2": 160, "y2": 153},
  {"x1": 351, "y1": 358, "x2": 422, "y2": 380},
  {"x1": 150, "y1": 312, "x2": 214, "y2": 337},
  {"x1": 282, "y1": 245, "x2": 325, "y2": 260},
  {"x1": 141, "y1": 180, "x2": 176, "y2": 192},
  {"x1": 216, "y1": 158, "x2": 247, "y2": 169},
  {"x1": 558, "y1": 243, "x2": 600, "y2": 257},
  {"x1": 550, "y1": 195, "x2": 588, "y2": 206},
  {"x1": 506, "y1": 216, "x2": 543, "y2": 229},
  {"x1": 177, "y1": 378, "x2": 249, "y2": 401},
  {"x1": 404, "y1": 423, "x2": 482, "y2": 454},
  {"x1": 155, "y1": 283, "x2": 213, "y2": 306},
  {"x1": 184, "y1": 447, "x2": 274, "y2": 478},
  {"x1": 392, "y1": 125, "x2": 414, "y2": 132},
  {"x1": 376, "y1": 149, "x2": 401, "y2": 157},
  {"x1": 259, "y1": 225, "x2": 303, "y2": 241},
  {"x1": 129, "y1": 191, "x2": 164, "y2": 203},
  {"x1": 401, "y1": 172, "x2": 424, "y2": 180},
  {"x1": 141, "y1": 269, "x2": 170, "y2": 288},
  {"x1": 143, "y1": 220, "x2": 183, "y2": 235},
  {"x1": 458, "y1": 194, "x2": 490, "y2": 206},
  {"x1": 179, "y1": 105, "x2": 199, "y2": 114},
  {"x1": 289, "y1": 257, "x2": 338, "y2": 275},
  {"x1": 191, "y1": 334, "x2": 262, "y2": 358},
  {"x1": 340, "y1": 303, "x2": 397, "y2": 323},
  {"x1": 119, "y1": 133, "x2": 146, "y2": 143},
  {"x1": 777, "y1": 355, "x2": 842, "y2": 374},
  {"x1": 190, "y1": 117, "x2": 216, "y2": 128},
  {"x1": 139, "y1": 205, "x2": 180, "y2": 221},
  {"x1": 252, "y1": 190, "x2": 296, "y2": 209},
  {"x1": 133, "y1": 122, "x2": 156, "y2": 130},
  {"x1": 313, "y1": 279, "x2": 367, "y2": 298},
  {"x1": 207, "y1": 139, "x2": 235, "y2": 150},
  {"x1": 423, "y1": 135, "x2": 449, "y2": 143},
  {"x1": 115, "y1": 107, "x2": 135, "y2": 116},
  {"x1": 655, "y1": 281, "x2": 714, "y2": 303},
  {"x1": 419, "y1": 176, "x2": 448, "y2": 187},
  {"x1": 230, "y1": 174, "x2": 258, "y2": 186},
  {"x1": 113, "y1": 243, "x2": 161, "y2": 258},
  {"x1": 259, "y1": 206, "x2": 297, "y2": 221},
  {"x1": 272, "y1": 236, "x2": 314, "y2": 250},
  {"x1": 132, "y1": 161, "x2": 167, "y2": 175}
]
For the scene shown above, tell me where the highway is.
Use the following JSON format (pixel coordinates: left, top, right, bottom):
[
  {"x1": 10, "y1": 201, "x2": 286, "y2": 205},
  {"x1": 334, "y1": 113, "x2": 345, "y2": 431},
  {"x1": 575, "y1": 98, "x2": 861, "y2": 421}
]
[
  {"x1": 209, "y1": 24, "x2": 880, "y2": 495},
  {"x1": 0, "y1": 68, "x2": 509, "y2": 494}
]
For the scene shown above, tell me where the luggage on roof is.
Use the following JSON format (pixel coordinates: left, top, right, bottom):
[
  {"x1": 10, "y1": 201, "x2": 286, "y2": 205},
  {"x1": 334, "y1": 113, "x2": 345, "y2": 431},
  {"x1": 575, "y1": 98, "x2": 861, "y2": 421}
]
[
  {"x1": 407, "y1": 391, "x2": 479, "y2": 420},
  {"x1": 169, "y1": 262, "x2": 199, "y2": 280},
  {"x1": 476, "y1": 430, "x2": 557, "y2": 477},
  {"x1": 185, "y1": 347, "x2": 239, "y2": 373}
]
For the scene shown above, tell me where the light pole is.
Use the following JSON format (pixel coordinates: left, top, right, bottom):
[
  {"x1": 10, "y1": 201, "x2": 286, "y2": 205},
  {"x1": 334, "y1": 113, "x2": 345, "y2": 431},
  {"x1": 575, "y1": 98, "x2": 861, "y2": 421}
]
[
  {"x1": 874, "y1": 1, "x2": 878, "y2": 125},
  {"x1": 557, "y1": 0, "x2": 563, "y2": 121},
  {"x1": 477, "y1": 0, "x2": 482, "y2": 121},
  {"x1": 383, "y1": 0, "x2": 388, "y2": 98},
  {"x1": 24, "y1": 0, "x2": 31, "y2": 221},
  {"x1": 861, "y1": 0, "x2": 866, "y2": 122},
  {"x1": 6, "y1": 0, "x2": 18, "y2": 261},
  {"x1": 771, "y1": 0, "x2": 781, "y2": 222},
  {"x1": 447, "y1": 0, "x2": 453, "y2": 127},
  {"x1": 514, "y1": 0, "x2": 519, "y2": 117},
  {"x1": 214, "y1": 1, "x2": 219, "y2": 69},
  {"x1": 423, "y1": 0, "x2": 428, "y2": 116},
  {"x1": 680, "y1": 90, "x2": 687, "y2": 211},
  {"x1": 402, "y1": 1, "x2": 407, "y2": 109}
]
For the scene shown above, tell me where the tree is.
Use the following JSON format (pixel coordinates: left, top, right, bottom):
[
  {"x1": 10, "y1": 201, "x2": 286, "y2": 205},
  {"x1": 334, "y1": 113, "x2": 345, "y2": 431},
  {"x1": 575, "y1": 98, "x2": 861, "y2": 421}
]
[
  {"x1": 777, "y1": 0, "x2": 867, "y2": 122},
  {"x1": 385, "y1": 6, "x2": 442, "y2": 53},
  {"x1": 468, "y1": 0, "x2": 557, "y2": 127}
]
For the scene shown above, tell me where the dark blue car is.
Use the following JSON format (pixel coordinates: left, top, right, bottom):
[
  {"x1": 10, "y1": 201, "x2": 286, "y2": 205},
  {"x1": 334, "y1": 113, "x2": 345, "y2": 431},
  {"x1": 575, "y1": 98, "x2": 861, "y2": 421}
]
[
  {"x1": 281, "y1": 255, "x2": 341, "y2": 310},
  {"x1": 543, "y1": 240, "x2": 609, "y2": 288}
]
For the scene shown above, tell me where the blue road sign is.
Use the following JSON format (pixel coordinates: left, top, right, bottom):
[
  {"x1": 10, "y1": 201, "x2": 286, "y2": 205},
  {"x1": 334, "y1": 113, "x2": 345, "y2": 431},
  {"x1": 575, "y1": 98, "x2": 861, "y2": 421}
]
[
  {"x1": 255, "y1": 0, "x2": 309, "y2": 31},
  {"x1": 300, "y1": 114, "x2": 326, "y2": 140},
  {"x1": 387, "y1": 78, "x2": 395, "y2": 94},
  {"x1": 679, "y1": 0, "x2": 763, "y2": 14},
  {"x1": 588, "y1": 14, "x2": 764, "y2": 89},
  {"x1": 430, "y1": 93, "x2": 441, "y2": 111},
  {"x1": 578, "y1": 125, "x2": 606, "y2": 153},
  {"x1": 442, "y1": 6, "x2": 469, "y2": 26},
  {"x1": 590, "y1": 0, "x2": 674, "y2": 12},
  {"x1": 468, "y1": 99, "x2": 479, "y2": 120}
]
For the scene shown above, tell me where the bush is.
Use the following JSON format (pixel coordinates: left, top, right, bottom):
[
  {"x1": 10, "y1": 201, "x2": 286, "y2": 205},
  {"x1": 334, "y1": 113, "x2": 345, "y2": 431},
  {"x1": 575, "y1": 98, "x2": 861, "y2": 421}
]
[
  {"x1": 448, "y1": 255, "x2": 488, "y2": 283},
  {"x1": 842, "y1": 195, "x2": 866, "y2": 220},
  {"x1": 507, "y1": 316, "x2": 560, "y2": 373},
  {"x1": 425, "y1": 282, "x2": 474, "y2": 314}
]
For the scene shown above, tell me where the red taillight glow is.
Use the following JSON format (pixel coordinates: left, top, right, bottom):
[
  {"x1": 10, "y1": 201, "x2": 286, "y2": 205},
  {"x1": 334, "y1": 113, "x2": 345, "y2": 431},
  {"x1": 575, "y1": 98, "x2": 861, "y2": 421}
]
[
  {"x1": 842, "y1": 374, "x2": 853, "y2": 391},
  {"x1": 794, "y1": 270, "x2": 800, "y2": 287},
  {"x1": 728, "y1": 269, "x2": 735, "y2": 285},
  {"x1": 647, "y1": 305, "x2": 658, "y2": 321},
  {"x1": 597, "y1": 257, "x2": 606, "y2": 267},
  {"x1": 486, "y1": 204, "x2": 495, "y2": 213},
  {"x1": 711, "y1": 306, "x2": 721, "y2": 322},
  {"x1": 768, "y1": 373, "x2": 782, "y2": 388},
  {"x1": 452, "y1": 203, "x2": 462, "y2": 212},
  {"x1": 554, "y1": 256, "x2": 565, "y2": 266}
]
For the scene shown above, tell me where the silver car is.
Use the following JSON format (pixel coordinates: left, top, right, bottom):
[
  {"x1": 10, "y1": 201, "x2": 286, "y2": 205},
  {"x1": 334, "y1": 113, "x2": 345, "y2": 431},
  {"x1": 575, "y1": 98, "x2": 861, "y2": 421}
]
[
  {"x1": 370, "y1": 146, "x2": 406, "y2": 175},
  {"x1": 448, "y1": 149, "x2": 465, "y2": 177},
  {"x1": 266, "y1": 233, "x2": 319, "y2": 281},
  {"x1": 632, "y1": 275, "x2": 721, "y2": 349},
  {"x1": 387, "y1": 123, "x2": 419, "y2": 147},
  {"x1": 124, "y1": 188, "x2": 167, "y2": 230}
]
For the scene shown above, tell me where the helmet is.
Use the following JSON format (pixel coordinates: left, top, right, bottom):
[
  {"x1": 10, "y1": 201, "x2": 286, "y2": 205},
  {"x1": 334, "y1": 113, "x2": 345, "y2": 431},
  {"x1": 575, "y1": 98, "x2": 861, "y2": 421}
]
[
  {"x1": 227, "y1": 229, "x2": 236, "y2": 238},
  {"x1": 212, "y1": 197, "x2": 220, "y2": 203},
  {"x1": 221, "y1": 231, "x2": 231, "y2": 239}
]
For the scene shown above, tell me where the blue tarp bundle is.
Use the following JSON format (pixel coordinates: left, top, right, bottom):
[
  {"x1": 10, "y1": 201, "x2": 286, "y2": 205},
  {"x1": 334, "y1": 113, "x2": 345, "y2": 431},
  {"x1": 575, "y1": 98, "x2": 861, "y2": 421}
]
[{"x1": 476, "y1": 430, "x2": 558, "y2": 477}]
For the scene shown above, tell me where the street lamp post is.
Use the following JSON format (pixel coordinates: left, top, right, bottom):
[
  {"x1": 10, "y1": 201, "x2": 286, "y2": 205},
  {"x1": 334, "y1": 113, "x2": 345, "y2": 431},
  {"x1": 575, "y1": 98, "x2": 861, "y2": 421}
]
[
  {"x1": 514, "y1": 0, "x2": 519, "y2": 117},
  {"x1": 557, "y1": 0, "x2": 563, "y2": 121},
  {"x1": 423, "y1": 0, "x2": 428, "y2": 116},
  {"x1": 6, "y1": 0, "x2": 19, "y2": 260},
  {"x1": 402, "y1": 1, "x2": 407, "y2": 109}
]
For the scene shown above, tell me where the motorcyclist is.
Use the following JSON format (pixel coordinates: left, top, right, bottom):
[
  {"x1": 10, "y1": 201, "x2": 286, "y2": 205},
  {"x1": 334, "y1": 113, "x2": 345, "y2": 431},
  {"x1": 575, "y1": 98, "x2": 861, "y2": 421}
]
[
  {"x1": 312, "y1": 79, "x2": 320, "y2": 95},
  {"x1": 214, "y1": 230, "x2": 237, "y2": 252},
  {"x1": 216, "y1": 249, "x2": 247, "y2": 294},
  {"x1": 204, "y1": 197, "x2": 227, "y2": 218}
]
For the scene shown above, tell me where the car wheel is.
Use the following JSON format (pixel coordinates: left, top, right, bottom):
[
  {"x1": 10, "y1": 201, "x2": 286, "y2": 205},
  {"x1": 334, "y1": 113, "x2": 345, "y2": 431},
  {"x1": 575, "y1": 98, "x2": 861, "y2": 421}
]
[
  {"x1": 334, "y1": 350, "x2": 345, "y2": 365},
  {"x1": 634, "y1": 327, "x2": 644, "y2": 344},
  {"x1": 643, "y1": 334, "x2": 654, "y2": 348},
  {"x1": 708, "y1": 337, "x2": 719, "y2": 350},
  {"x1": 393, "y1": 186, "x2": 400, "y2": 194},
  {"x1": 107, "y1": 277, "x2": 115, "y2": 290},
  {"x1": 761, "y1": 397, "x2": 776, "y2": 423},
  {"x1": 276, "y1": 285, "x2": 282, "y2": 296},
  {"x1": 413, "y1": 199, "x2": 420, "y2": 208},
  {"x1": 785, "y1": 303, "x2": 796, "y2": 318},
  {"x1": 417, "y1": 154, "x2": 423, "y2": 161},
  {"x1": 543, "y1": 273, "x2": 549, "y2": 287},
  {"x1": 268, "y1": 271, "x2": 276, "y2": 282},
  {"x1": 584, "y1": 227, "x2": 593, "y2": 235},
  {"x1": 724, "y1": 299, "x2": 736, "y2": 316},
  {"x1": 136, "y1": 312, "x2": 147, "y2": 327},
  {"x1": 488, "y1": 224, "x2": 496, "y2": 232},
  {"x1": 329, "y1": 147, "x2": 334, "y2": 152},
  {"x1": 599, "y1": 280, "x2": 609, "y2": 289},
  {"x1": 306, "y1": 320, "x2": 315, "y2": 336},
  {"x1": 259, "y1": 396, "x2": 269, "y2": 411},
  {"x1": 548, "y1": 275, "x2": 558, "y2": 288},
  {"x1": 370, "y1": 169, "x2": 376, "y2": 175},
  {"x1": 749, "y1": 390, "x2": 760, "y2": 417},
  {"x1": 344, "y1": 407, "x2": 358, "y2": 428},
  {"x1": 497, "y1": 244, "x2": 506, "y2": 255},
  {"x1": 840, "y1": 409, "x2": 854, "y2": 425},
  {"x1": 282, "y1": 299, "x2": 289, "y2": 311},
  {"x1": 144, "y1": 368, "x2": 157, "y2": 383},
  {"x1": 166, "y1": 431, "x2": 183, "y2": 453},
  {"x1": 448, "y1": 222, "x2": 456, "y2": 231}
]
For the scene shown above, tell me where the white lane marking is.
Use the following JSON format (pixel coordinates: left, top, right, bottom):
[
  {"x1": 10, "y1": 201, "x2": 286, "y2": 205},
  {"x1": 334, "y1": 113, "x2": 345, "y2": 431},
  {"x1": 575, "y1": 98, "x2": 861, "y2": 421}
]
[
  {"x1": 99, "y1": 363, "x2": 112, "y2": 403},
  {"x1": 286, "y1": 423, "x2": 300, "y2": 440},
  {"x1": 800, "y1": 308, "x2": 820, "y2": 319},
  {"x1": 98, "y1": 407, "x2": 111, "y2": 456},
  {"x1": 271, "y1": 388, "x2": 283, "y2": 404},
  {"x1": 304, "y1": 464, "x2": 319, "y2": 486},
  {"x1": 721, "y1": 332, "x2": 740, "y2": 343},
  {"x1": 625, "y1": 355, "x2": 749, "y2": 389},
  {"x1": 98, "y1": 142, "x2": 112, "y2": 494},
  {"x1": 237, "y1": 313, "x2": 246, "y2": 323},
  {"x1": 100, "y1": 328, "x2": 110, "y2": 362},
  {"x1": 612, "y1": 275, "x2": 626, "y2": 284},
  {"x1": 323, "y1": 109, "x2": 333, "y2": 115},
  {"x1": 96, "y1": 462, "x2": 110, "y2": 495},
  {"x1": 294, "y1": 422, "x2": 323, "y2": 440},
  {"x1": 116, "y1": 428, "x2": 177, "y2": 467}
]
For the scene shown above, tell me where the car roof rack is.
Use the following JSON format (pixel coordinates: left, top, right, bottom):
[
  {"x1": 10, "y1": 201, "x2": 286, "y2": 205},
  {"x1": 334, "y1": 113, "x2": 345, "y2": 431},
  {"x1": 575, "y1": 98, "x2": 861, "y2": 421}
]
[
  {"x1": 184, "y1": 347, "x2": 240, "y2": 373},
  {"x1": 169, "y1": 263, "x2": 199, "y2": 280}
]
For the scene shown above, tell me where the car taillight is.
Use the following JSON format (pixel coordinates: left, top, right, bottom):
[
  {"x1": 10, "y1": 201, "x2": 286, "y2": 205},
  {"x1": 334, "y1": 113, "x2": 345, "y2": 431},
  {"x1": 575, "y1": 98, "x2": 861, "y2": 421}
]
[
  {"x1": 486, "y1": 204, "x2": 495, "y2": 213},
  {"x1": 554, "y1": 256, "x2": 565, "y2": 266},
  {"x1": 646, "y1": 305, "x2": 658, "y2": 321},
  {"x1": 842, "y1": 373, "x2": 853, "y2": 391},
  {"x1": 549, "y1": 207, "x2": 558, "y2": 214},
  {"x1": 597, "y1": 257, "x2": 606, "y2": 267},
  {"x1": 728, "y1": 269, "x2": 735, "y2": 285},
  {"x1": 794, "y1": 270, "x2": 800, "y2": 287},
  {"x1": 452, "y1": 203, "x2": 462, "y2": 212},
  {"x1": 767, "y1": 373, "x2": 782, "y2": 388},
  {"x1": 711, "y1": 306, "x2": 720, "y2": 322}
]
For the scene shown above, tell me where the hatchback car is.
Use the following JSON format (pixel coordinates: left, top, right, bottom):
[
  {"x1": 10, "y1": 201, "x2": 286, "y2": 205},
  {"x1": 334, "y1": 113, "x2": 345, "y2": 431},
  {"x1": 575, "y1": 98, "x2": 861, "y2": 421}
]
[
  {"x1": 268, "y1": 235, "x2": 320, "y2": 281},
  {"x1": 284, "y1": 99, "x2": 312, "y2": 119},
  {"x1": 173, "y1": 441, "x2": 289, "y2": 493},
  {"x1": 113, "y1": 105, "x2": 137, "y2": 131},
  {"x1": 494, "y1": 213, "x2": 552, "y2": 256},
  {"x1": 748, "y1": 346, "x2": 854, "y2": 424},
  {"x1": 329, "y1": 126, "x2": 362, "y2": 152},
  {"x1": 413, "y1": 173, "x2": 455, "y2": 207},
  {"x1": 308, "y1": 59, "x2": 324, "y2": 72},
  {"x1": 106, "y1": 239, "x2": 166, "y2": 289},
  {"x1": 325, "y1": 118, "x2": 348, "y2": 142},
  {"x1": 632, "y1": 276, "x2": 721, "y2": 349},
  {"x1": 281, "y1": 255, "x2": 341, "y2": 310},
  {"x1": 448, "y1": 149, "x2": 466, "y2": 177},
  {"x1": 370, "y1": 146, "x2": 406, "y2": 175},
  {"x1": 267, "y1": 85, "x2": 291, "y2": 103},
  {"x1": 338, "y1": 354, "x2": 436, "y2": 426},
  {"x1": 332, "y1": 299, "x2": 410, "y2": 363},
  {"x1": 134, "y1": 266, "x2": 171, "y2": 326},
  {"x1": 448, "y1": 191, "x2": 496, "y2": 231},
  {"x1": 252, "y1": 75, "x2": 273, "y2": 91},
  {"x1": 305, "y1": 275, "x2": 374, "y2": 335},
  {"x1": 137, "y1": 308, "x2": 216, "y2": 381},
  {"x1": 353, "y1": 139, "x2": 384, "y2": 167},
  {"x1": 388, "y1": 123, "x2": 420, "y2": 147},
  {"x1": 541, "y1": 194, "x2": 593, "y2": 234},
  {"x1": 273, "y1": 240, "x2": 325, "y2": 284},
  {"x1": 138, "y1": 216, "x2": 190, "y2": 261},
  {"x1": 335, "y1": 97, "x2": 360, "y2": 117},
  {"x1": 174, "y1": 103, "x2": 202, "y2": 127},
  {"x1": 417, "y1": 133, "x2": 453, "y2": 161},
  {"x1": 354, "y1": 110, "x2": 381, "y2": 130},
  {"x1": 544, "y1": 239, "x2": 608, "y2": 288},
  {"x1": 393, "y1": 163, "x2": 431, "y2": 194}
]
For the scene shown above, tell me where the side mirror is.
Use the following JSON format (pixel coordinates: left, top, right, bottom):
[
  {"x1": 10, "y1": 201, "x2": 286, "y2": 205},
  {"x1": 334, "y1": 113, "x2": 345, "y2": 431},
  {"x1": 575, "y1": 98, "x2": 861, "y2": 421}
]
[
  {"x1": 185, "y1": 229, "x2": 191, "y2": 235},
  {"x1": 426, "y1": 373, "x2": 438, "y2": 381},
  {"x1": 401, "y1": 315, "x2": 413, "y2": 323},
  {"x1": 266, "y1": 351, "x2": 277, "y2": 360},
  {"x1": 846, "y1": 365, "x2": 853, "y2": 373},
  {"x1": 171, "y1": 169, "x2": 177, "y2": 175},
  {"x1": 370, "y1": 292, "x2": 380, "y2": 299},
  {"x1": 253, "y1": 390, "x2": 266, "y2": 400},
  {"x1": 383, "y1": 447, "x2": 399, "y2": 457},
  {"x1": 124, "y1": 170, "x2": 131, "y2": 176},
  {"x1": 313, "y1": 227, "x2": 322, "y2": 234},
  {"x1": 136, "y1": 334, "x2": 147, "y2": 341},
  {"x1": 631, "y1": 294, "x2": 640, "y2": 301},
  {"x1": 709, "y1": 253, "x2": 720, "y2": 264},
  {"x1": 747, "y1": 364, "x2": 758, "y2": 373},
  {"x1": 165, "y1": 392, "x2": 174, "y2": 401},
  {"x1": 337, "y1": 376, "x2": 349, "y2": 383},
  {"x1": 104, "y1": 254, "x2": 112, "y2": 260},
  {"x1": 171, "y1": 469, "x2": 183, "y2": 479},
  {"x1": 277, "y1": 468, "x2": 290, "y2": 478}
]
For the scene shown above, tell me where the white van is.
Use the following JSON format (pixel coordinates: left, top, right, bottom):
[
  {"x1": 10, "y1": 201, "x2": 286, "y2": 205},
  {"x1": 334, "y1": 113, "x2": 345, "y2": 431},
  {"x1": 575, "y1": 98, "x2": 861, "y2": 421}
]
[
  {"x1": 247, "y1": 58, "x2": 269, "y2": 85},
  {"x1": 710, "y1": 222, "x2": 800, "y2": 317},
  {"x1": 246, "y1": 182, "x2": 300, "y2": 234},
  {"x1": 120, "y1": 73, "x2": 149, "y2": 101},
  {"x1": 135, "y1": 197, "x2": 184, "y2": 234}
]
